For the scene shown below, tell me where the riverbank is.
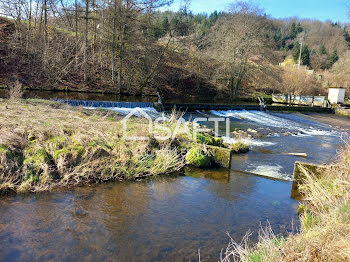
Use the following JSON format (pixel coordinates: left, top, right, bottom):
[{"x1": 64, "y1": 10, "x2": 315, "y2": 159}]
[
  {"x1": 0, "y1": 99, "x2": 247, "y2": 194},
  {"x1": 220, "y1": 142, "x2": 350, "y2": 261},
  {"x1": 300, "y1": 112, "x2": 350, "y2": 131},
  {"x1": 0, "y1": 99, "x2": 189, "y2": 193}
]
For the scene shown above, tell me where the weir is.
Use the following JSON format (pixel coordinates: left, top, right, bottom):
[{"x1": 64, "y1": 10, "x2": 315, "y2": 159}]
[
  {"x1": 163, "y1": 103, "x2": 334, "y2": 113},
  {"x1": 55, "y1": 99, "x2": 155, "y2": 109},
  {"x1": 55, "y1": 99, "x2": 334, "y2": 114}
]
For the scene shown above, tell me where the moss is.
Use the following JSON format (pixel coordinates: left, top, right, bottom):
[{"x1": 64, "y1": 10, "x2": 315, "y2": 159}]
[
  {"x1": 196, "y1": 134, "x2": 226, "y2": 147},
  {"x1": 185, "y1": 147, "x2": 212, "y2": 168},
  {"x1": 197, "y1": 133, "x2": 214, "y2": 144},
  {"x1": 23, "y1": 147, "x2": 50, "y2": 178},
  {"x1": 0, "y1": 145, "x2": 15, "y2": 159},
  {"x1": 230, "y1": 142, "x2": 250, "y2": 154},
  {"x1": 53, "y1": 148, "x2": 71, "y2": 159},
  {"x1": 53, "y1": 143, "x2": 84, "y2": 161}
]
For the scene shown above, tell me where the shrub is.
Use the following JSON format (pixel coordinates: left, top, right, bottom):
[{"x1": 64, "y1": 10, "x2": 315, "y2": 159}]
[{"x1": 8, "y1": 80, "x2": 23, "y2": 100}]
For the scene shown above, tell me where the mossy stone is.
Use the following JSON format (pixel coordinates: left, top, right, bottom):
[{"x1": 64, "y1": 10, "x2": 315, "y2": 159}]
[
  {"x1": 230, "y1": 142, "x2": 249, "y2": 153},
  {"x1": 185, "y1": 147, "x2": 212, "y2": 168}
]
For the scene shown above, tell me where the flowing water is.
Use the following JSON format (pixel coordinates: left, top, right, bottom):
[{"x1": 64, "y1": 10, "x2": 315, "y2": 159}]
[{"x1": 0, "y1": 95, "x2": 347, "y2": 262}]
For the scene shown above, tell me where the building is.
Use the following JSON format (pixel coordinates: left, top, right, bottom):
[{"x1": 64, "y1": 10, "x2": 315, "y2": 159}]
[{"x1": 328, "y1": 87, "x2": 346, "y2": 104}]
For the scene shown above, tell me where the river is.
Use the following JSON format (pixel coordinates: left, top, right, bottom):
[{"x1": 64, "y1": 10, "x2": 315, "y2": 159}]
[{"x1": 0, "y1": 91, "x2": 347, "y2": 261}]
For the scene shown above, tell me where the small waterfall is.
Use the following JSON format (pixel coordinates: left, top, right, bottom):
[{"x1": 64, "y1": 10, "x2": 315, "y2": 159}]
[
  {"x1": 55, "y1": 99, "x2": 154, "y2": 109},
  {"x1": 210, "y1": 110, "x2": 337, "y2": 137},
  {"x1": 55, "y1": 99, "x2": 161, "y2": 118}
]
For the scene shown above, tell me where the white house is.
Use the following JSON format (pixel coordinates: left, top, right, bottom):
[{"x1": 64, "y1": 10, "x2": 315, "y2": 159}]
[{"x1": 328, "y1": 87, "x2": 346, "y2": 104}]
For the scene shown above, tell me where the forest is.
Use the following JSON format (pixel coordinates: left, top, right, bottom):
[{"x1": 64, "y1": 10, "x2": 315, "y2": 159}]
[{"x1": 0, "y1": 0, "x2": 349, "y2": 101}]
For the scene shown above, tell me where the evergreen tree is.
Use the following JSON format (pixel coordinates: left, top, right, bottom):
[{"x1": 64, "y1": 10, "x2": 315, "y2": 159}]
[
  {"x1": 292, "y1": 41, "x2": 300, "y2": 61},
  {"x1": 328, "y1": 50, "x2": 339, "y2": 66},
  {"x1": 162, "y1": 16, "x2": 170, "y2": 34},
  {"x1": 301, "y1": 45, "x2": 310, "y2": 66},
  {"x1": 274, "y1": 28, "x2": 283, "y2": 48},
  {"x1": 344, "y1": 28, "x2": 350, "y2": 44},
  {"x1": 292, "y1": 42, "x2": 310, "y2": 66},
  {"x1": 296, "y1": 22, "x2": 303, "y2": 33},
  {"x1": 209, "y1": 11, "x2": 218, "y2": 24},
  {"x1": 290, "y1": 22, "x2": 297, "y2": 39},
  {"x1": 319, "y1": 44, "x2": 327, "y2": 55}
]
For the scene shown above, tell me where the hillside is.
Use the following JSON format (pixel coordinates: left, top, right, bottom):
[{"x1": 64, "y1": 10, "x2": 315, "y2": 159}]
[
  {"x1": 0, "y1": 17, "x2": 218, "y2": 100},
  {"x1": 0, "y1": 0, "x2": 349, "y2": 100}
]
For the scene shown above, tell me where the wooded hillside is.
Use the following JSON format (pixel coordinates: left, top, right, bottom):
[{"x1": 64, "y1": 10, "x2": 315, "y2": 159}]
[{"x1": 0, "y1": 0, "x2": 349, "y2": 100}]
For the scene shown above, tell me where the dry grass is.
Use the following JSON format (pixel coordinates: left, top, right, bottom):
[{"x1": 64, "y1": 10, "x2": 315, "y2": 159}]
[
  {"x1": 219, "y1": 141, "x2": 350, "y2": 262},
  {"x1": 0, "y1": 99, "x2": 185, "y2": 193},
  {"x1": 8, "y1": 80, "x2": 23, "y2": 100}
]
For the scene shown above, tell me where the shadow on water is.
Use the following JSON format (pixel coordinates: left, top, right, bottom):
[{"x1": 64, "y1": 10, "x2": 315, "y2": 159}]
[{"x1": 0, "y1": 169, "x2": 299, "y2": 262}]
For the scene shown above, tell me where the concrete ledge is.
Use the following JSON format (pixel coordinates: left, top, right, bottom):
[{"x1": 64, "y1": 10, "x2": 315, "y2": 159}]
[
  {"x1": 163, "y1": 103, "x2": 334, "y2": 113},
  {"x1": 207, "y1": 145, "x2": 233, "y2": 169}
]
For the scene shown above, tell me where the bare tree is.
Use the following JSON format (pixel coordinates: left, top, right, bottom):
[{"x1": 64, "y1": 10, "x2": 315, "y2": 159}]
[{"x1": 205, "y1": 1, "x2": 274, "y2": 101}]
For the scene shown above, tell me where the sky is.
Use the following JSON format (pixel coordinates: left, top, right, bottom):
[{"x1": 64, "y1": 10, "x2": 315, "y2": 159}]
[{"x1": 168, "y1": 0, "x2": 349, "y2": 23}]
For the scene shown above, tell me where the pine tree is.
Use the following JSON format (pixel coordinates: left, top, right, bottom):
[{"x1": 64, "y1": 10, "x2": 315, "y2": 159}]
[
  {"x1": 292, "y1": 42, "x2": 310, "y2": 66},
  {"x1": 301, "y1": 45, "x2": 310, "y2": 66},
  {"x1": 296, "y1": 22, "x2": 303, "y2": 33},
  {"x1": 328, "y1": 50, "x2": 339, "y2": 66},
  {"x1": 162, "y1": 16, "x2": 170, "y2": 34},
  {"x1": 319, "y1": 44, "x2": 327, "y2": 55},
  {"x1": 292, "y1": 41, "x2": 300, "y2": 61},
  {"x1": 290, "y1": 22, "x2": 297, "y2": 39},
  {"x1": 274, "y1": 29, "x2": 283, "y2": 48}
]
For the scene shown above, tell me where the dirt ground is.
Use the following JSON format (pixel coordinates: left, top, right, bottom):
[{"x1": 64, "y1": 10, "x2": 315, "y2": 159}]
[{"x1": 301, "y1": 113, "x2": 350, "y2": 131}]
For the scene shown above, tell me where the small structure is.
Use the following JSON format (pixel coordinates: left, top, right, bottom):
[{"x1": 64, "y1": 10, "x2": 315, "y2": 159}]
[{"x1": 328, "y1": 87, "x2": 346, "y2": 104}]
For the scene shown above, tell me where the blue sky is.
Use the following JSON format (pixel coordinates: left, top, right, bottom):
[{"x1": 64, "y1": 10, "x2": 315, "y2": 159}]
[{"x1": 167, "y1": 0, "x2": 349, "y2": 23}]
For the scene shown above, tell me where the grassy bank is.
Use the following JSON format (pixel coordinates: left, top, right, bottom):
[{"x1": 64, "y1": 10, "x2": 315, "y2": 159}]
[
  {"x1": 0, "y1": 99, "x2": 248, "y2": 194},
  {"x1": 336, "y1": 107, "x2": 350, "y2": 117},
  {"x1": 0, "y1": 100, "x2": 188, "y2": 193},
  {"x1": 220, "y1": 142, "x2": 350, "y2": 261}
]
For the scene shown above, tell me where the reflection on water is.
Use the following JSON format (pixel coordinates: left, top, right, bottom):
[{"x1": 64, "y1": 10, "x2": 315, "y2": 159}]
[
  {"x1": 184, "y1": 167, "x2": 231, "y2": 184},
  {"x1": 0, "y1": 172, "x2": 298, "y2": 262},
  {"x1": 0, "y1": 89, "x2": 258, "y2": 105}
]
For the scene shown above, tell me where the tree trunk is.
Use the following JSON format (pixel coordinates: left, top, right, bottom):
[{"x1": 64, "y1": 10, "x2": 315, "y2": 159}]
[
  {"x1": 84, "y1": 0, "x2": 89, "y2": 82},
  {"x1": 75, "y1": 0, "x2": 78, "y2": 67},
  {"x1": 111, "y1": 0, "x2": 117, "y2": 84}
]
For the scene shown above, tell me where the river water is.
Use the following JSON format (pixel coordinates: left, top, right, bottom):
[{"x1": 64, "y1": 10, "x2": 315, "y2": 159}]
[{"x1": 0, "y1": 93, "x2": 347, "y2": 262}]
